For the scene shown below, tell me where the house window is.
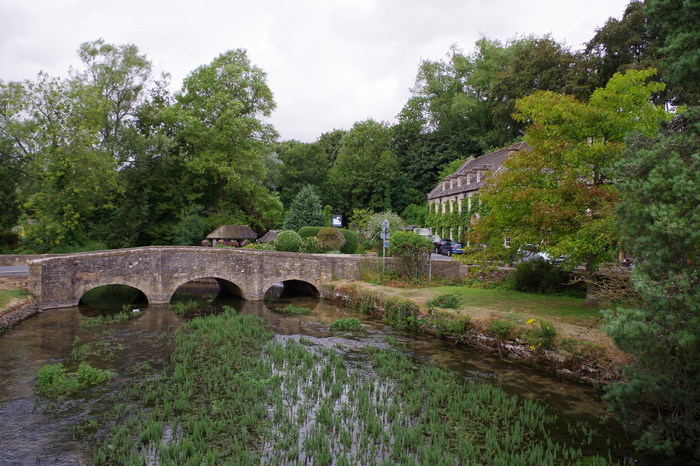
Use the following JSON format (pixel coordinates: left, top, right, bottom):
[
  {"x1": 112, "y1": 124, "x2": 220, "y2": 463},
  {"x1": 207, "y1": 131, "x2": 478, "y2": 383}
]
[{"x1": 504, "y1": 237, "x2": 512, "y2": 248}]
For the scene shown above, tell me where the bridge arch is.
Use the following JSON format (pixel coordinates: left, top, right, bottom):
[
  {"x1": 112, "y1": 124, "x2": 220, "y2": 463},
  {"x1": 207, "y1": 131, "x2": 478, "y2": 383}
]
[
  {"x1": 78, "y1": 284, "x2": 149, "y2": 309},
  {"x1": 263, "y1": 278, "x2": 320, "y2": 299},
  {"x1": 76, "y1": 280, "x2": 151, "y2": 309},
  {"x1": 170, "y1": 276, "x2": 247, "y2": 302}
]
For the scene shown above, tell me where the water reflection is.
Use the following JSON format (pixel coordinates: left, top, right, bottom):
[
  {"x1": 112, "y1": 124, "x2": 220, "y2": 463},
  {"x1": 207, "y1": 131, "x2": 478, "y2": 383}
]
[{"x1": 0, "y1": 282, "x2": 659, "y2": 464}]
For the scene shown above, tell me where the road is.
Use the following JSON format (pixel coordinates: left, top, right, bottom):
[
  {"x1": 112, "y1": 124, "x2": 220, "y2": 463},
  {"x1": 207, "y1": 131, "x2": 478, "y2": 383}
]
[{"x1": 0, "y1": 266, "x2": 28, "y2": 276}]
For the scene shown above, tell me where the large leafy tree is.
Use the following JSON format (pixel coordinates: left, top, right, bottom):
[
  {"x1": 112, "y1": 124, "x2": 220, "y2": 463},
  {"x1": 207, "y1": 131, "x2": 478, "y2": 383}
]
[
  {"x1": 489, "y1": 37, "x2": 588, "y2": 142},
  {"x1": 645, "y1": 0, "x2": 700, "y2": 105},
  {"x1": 171, "y1": 49, "x2": 283, "y2": 232},
  {"x1": 584, "y1": 1, "x2": 660, "y2": 90},
  {"x1": 275, "y1": 141, "x2": 330, "y2": 207},
  {"x1": 328, "y1": 119, "x2": 398, "y2": 214},
  {"x1": 472, "y1": 69, "x2": 669, "y2": 271},
  {"x1": 603, "y1": 109, "x2": 700, "y2": 458}
]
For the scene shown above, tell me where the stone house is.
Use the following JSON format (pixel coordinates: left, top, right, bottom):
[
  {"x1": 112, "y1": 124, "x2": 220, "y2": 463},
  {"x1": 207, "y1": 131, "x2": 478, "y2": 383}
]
[{"x1": 426, "y1": 142, "x2": 530, "y2": 240}]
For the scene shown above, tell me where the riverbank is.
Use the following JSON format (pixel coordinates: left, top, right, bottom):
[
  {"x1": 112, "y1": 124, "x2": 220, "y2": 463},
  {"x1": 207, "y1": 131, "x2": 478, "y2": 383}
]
[{"x1": 325, "y1": 280, "x2": 627, "y2": 387}]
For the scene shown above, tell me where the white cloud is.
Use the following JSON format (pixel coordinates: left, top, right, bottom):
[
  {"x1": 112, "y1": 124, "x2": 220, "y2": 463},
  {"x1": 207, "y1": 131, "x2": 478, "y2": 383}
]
[{"x1": 0, "y1": 0, "x2": 632, "y2": 142}]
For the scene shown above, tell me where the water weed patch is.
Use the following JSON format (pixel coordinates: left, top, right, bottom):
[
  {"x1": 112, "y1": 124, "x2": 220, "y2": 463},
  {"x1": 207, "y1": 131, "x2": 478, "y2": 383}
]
[{"x1": 91, "y1": 306, "x2": 621, "y2": 464}]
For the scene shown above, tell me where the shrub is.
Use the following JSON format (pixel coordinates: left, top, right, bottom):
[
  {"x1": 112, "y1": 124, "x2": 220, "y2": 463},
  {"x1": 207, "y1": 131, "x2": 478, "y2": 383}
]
[
  {"x1": 523, "y1": 318, "x2": 557, "y2": 350},
  {"x1": 299, "y1": 226, "x2": 358, "y2": 254},
  {"x1": 387, "y1": 231, "x2": 433, "y2": 280},
  {"x1": 383, "y1": 297, "x2": 419, "y2": 330},
  {"x1": 486, "y1": 318, "x2": 519, "y2": 340},
  {"x1": 507, "y1": 260, "x2": 565, "y2": 294},
  {"x1": 426, "y1": 294, "x2": 461, "y2": 309},
  {"x1": 274, "y1": 230, "x2": 303, "y2": 252},
  {"x1": 338, "y1": 229, "x2": 359, "y2": 254},
  {"x1": 316, "y1": 227, "x2": 346, "y2": 252}
]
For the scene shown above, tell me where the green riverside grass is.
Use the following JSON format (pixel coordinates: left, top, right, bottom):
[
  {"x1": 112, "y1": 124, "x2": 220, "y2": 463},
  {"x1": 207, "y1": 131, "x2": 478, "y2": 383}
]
[
  {"x1": 272, "y1": 304, "x2": 313, "y2": 316},
  {"x1": 92, "y1": 306, "x2": 619, "y2": 465}
]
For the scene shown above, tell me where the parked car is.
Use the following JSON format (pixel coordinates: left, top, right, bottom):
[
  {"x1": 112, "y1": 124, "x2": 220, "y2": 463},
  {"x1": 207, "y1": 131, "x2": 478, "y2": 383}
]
[
  {"x1": 433, "y1": 238, "x2": 452, "y2": 254},
  {"x1": 440, "y1": 241, "x2": 464, "y2": 256},
  {"x1": 513, "y1": 245, "x2": 565, "y2": 264}
]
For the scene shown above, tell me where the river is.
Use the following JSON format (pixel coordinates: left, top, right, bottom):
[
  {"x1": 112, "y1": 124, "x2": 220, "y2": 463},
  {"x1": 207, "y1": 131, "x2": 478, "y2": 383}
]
[{"x1": 0, "y1": 283, "x2": 662, "y2": 464}]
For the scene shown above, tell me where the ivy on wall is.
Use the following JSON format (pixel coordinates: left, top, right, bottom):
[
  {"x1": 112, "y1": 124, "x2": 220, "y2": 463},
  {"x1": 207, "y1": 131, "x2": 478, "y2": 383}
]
[{"x1": 425, "y1": 195, "x2": 483, "y2": 241}]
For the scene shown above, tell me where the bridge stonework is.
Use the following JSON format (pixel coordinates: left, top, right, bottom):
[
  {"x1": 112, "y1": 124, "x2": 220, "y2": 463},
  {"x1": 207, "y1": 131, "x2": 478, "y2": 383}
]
[{"x1": 28, "y1": 247, "x2": 370, "y2": 310}]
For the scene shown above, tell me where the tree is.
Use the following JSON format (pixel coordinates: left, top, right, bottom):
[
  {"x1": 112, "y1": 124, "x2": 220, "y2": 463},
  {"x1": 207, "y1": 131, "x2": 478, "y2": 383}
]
[
  {"x1": 472, "y1": 69, "x2": 669, "y2": 271},
  {"x1": 328, "y1": 120, "x2": 398, "y2": 214},
  {"x1": 275, "y1": 141, "x2": 329, "y2": 207},
  {"x1": 73, "y1": 38, "x2": 153, "y2": 162},
  {"x1": 172, "y1": 49, "x2": 283, "y2": 232},
  {"x1": 645, "y1": 0, "x2": 700, "y2": 105},
  {"x1": 489, "y1": 36, "x2": 586, "y2": 142},
  {"x1": 282, "y1": 185, "x2": 324, "y2": 231},
  {"x1": 584, "y1": 1, "x2": 660, "y2": 90},
  {"x1": 603, "y1": 109, "x2": 700, "y2": 458}
]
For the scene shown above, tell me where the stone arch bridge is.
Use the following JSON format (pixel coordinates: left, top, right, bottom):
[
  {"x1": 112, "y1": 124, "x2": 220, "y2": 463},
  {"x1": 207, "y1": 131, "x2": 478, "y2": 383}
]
[{"x1": 27, "y1": 247, "x2": 373, "y2": 310}]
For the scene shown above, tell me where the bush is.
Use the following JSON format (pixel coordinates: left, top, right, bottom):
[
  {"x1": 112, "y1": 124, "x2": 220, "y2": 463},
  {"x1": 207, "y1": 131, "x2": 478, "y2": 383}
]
[
  {"x1": 523, "y1": 318, "x2": 557, "y2": 350},
  {"x1": 387, "y1": 231, "x2": 433, "y2": 280},
  {"x1": 427, "y1": 294, "x2": 461, "y2": 309},
  {"x1": 486, "y1": 318, "x2": 519, "y2": 340},
  {"x1": 338, "y1": 229, "x2": 359, "y2": 254},
  {"x1": 274, "y1": 230, "x2": 303, "y2": 252},
  {"x1": 316, "y1": 227, "x2": 346, "y2": 252},
  {"x1": 507, "y1": 260, "x2": 565, "y2": 294},
  {"x1": 298, "y1": 226, "x2": 358, "y2": 254}
]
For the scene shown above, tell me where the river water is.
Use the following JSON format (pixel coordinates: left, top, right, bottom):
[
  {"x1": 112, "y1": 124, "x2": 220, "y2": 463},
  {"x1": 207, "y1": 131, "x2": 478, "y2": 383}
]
[{"x1": 0, "y1": 284, "x2": 660, "y2": 465}]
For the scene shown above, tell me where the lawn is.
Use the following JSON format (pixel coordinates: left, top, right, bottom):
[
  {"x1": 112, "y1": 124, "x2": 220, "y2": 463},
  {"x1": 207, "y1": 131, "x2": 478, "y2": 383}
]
[{"x1": 0, "y1": 288, "x2": 30, "y2": 312}]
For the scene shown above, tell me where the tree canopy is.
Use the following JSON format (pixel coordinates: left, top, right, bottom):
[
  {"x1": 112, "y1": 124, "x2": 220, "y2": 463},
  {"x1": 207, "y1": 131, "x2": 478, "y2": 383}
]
[{"x1": 471, "y1": 69, "x2": 669, "y2": 269}]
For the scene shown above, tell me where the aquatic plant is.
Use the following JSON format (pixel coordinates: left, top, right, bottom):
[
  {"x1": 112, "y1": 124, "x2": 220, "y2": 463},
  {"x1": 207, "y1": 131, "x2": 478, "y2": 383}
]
[
  {"x1": 329, "y1": 317, "x2": 363, "y2": 331},
  {"x1": 272, "y1": 304, "x2": 312, "y2": 316},
  {"x1": 35, "y1": 362, "x2": 113, "y2": 397}
]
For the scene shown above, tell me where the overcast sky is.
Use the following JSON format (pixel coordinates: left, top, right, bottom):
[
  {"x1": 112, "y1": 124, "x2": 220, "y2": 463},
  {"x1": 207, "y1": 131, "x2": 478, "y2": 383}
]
[{"x1": 1, "y1": 0, "x2": 632, "y2": 142}]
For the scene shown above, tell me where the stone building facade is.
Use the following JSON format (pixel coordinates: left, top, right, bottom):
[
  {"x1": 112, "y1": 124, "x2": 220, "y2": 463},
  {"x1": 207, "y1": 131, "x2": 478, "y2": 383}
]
[{"x1": 426, "y1": 142, "x2": 529, "y2": 240}]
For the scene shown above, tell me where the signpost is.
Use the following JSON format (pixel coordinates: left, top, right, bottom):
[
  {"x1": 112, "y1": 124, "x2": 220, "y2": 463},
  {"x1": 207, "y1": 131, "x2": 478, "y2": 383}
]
[{"x1": 381, "y1": 220, "x2": 389, "y2": 274}]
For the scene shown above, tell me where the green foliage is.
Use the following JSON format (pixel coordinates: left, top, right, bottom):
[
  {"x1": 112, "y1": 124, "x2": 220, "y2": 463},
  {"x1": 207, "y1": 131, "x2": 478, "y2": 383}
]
[
  {"x1": 400, "y1": 203, "x2": 427, "y2": 227},
  {"x1": 337, "y1": 229, "x2": 359, "y2": 254},
  {"x1": 602, "y1": 109, "x2": 700, "y2": 458},
  {"x1": 507, "y1": 260, "x2": 566, "y2": 295},
  {"x1": 272, "y1": 304, "x2": 312, "y2": 316},
  {"x1": 382, "y1": 297, "x2": 420, "y2": 331},
  {"x1": 35, "y1": 362, "x2": 112, "y2": 397},
  {"x1": 328, "y1": 119, "x2": 397, "y2": 213},
  {"x1": 387, "y1": 231, "x2": 433, "y2": 280},
  {"x1": 297, "y1": 226, "x2": 357, "y2": 254},
  {"x1": 282, "y1": 185, "x2": 325, "y2": 232},
  {"x1": 486, "y1": 318, "x2": 519, "y2": 340},
  {"x1": 426, "y1": 294, "x2": 461, "y2": 309},
  {"x1": 474, "y1": 69, "x2": 670, "y2": 270},
  {"x1": 316, "y1": 227, "x2": 346, "y2": 252},
  {"x1": 275, "y1": 141, "x2": 330, "y2": 207},
  {"x1": 329, "y1": 317, "x2": 363, "y2": 331},
  {"x1": 645, "y1": 0, "x2": 700, "y2": 104},
  {"x1": 523, "y1": 318, "x2": 557, "y2": 350},
  {"x1": 274, "y1": 230, "x2": 302, "y2": 252}
]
